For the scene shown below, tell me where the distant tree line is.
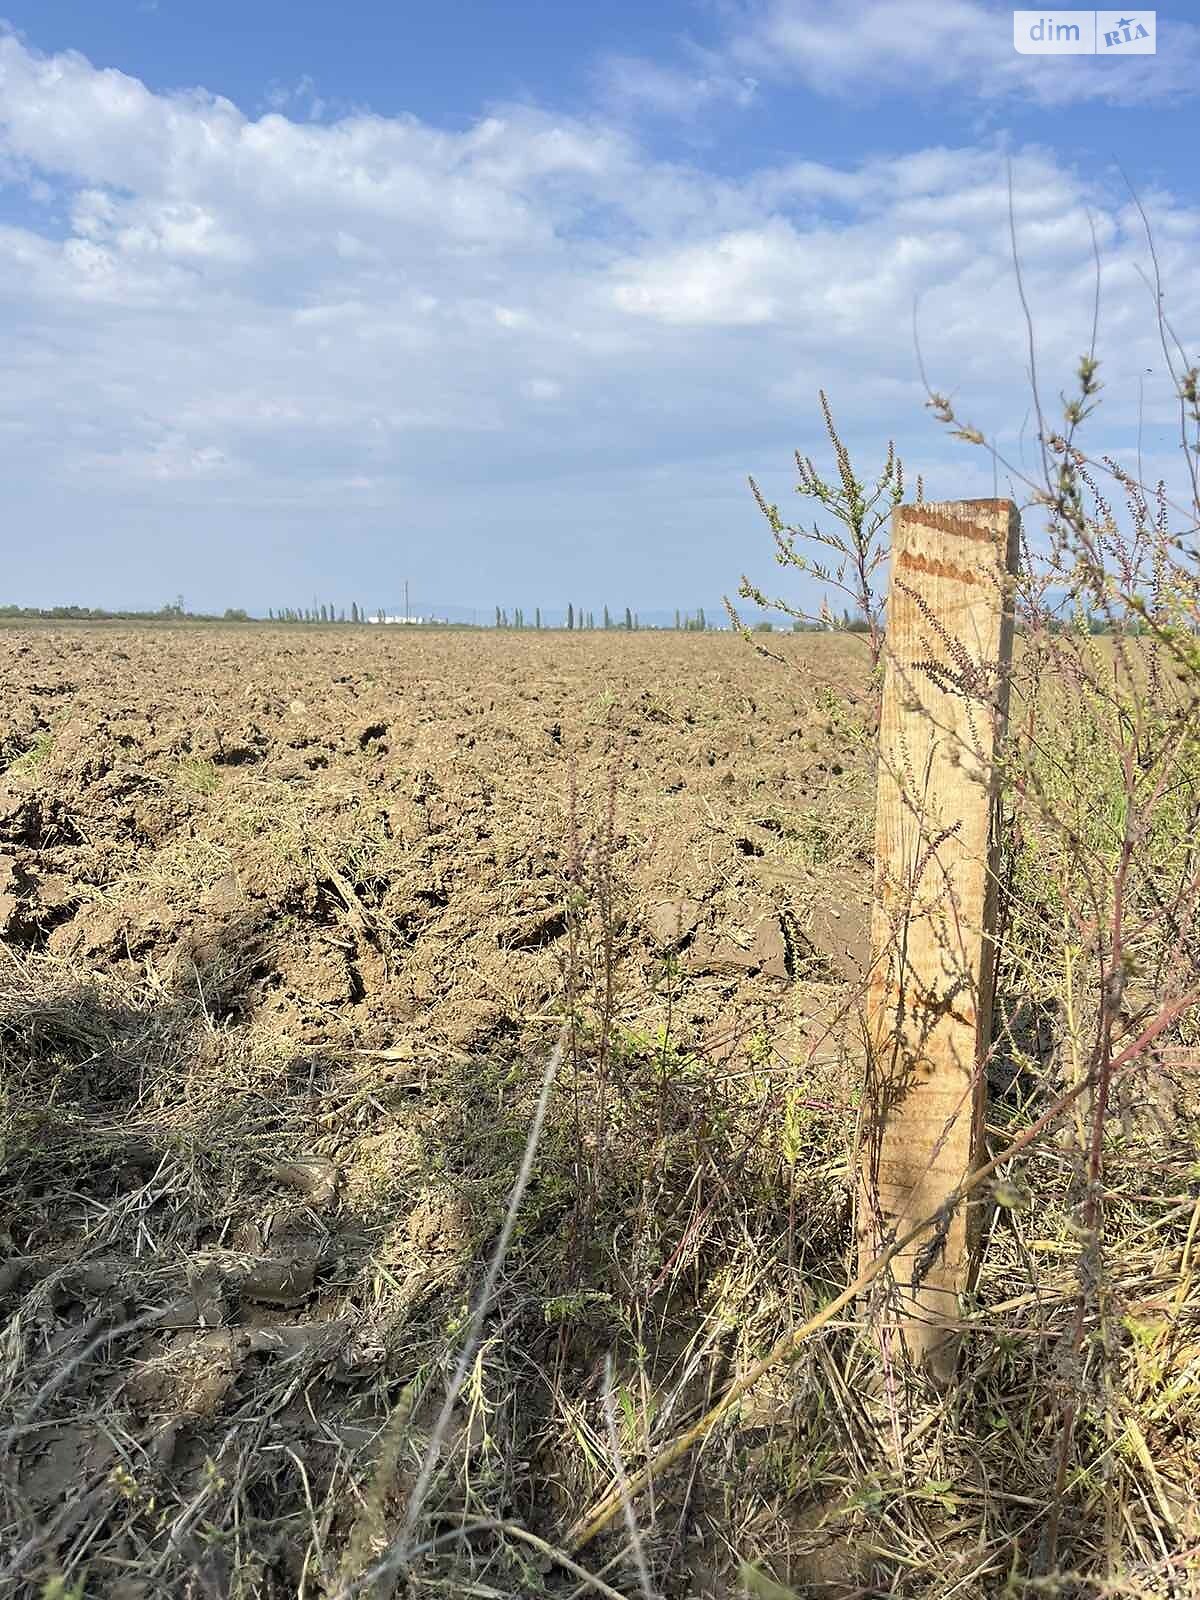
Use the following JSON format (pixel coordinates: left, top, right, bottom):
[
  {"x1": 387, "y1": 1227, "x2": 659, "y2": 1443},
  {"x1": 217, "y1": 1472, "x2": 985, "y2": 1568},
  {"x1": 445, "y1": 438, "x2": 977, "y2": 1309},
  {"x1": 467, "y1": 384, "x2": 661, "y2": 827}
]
[
  {"x1": 0, "y1": 600, "x2": 250, "y2": 622},
  {"x1": 270, "y1": 602, "x2": 358, "y2": 623},
  {"x1": 489, "y1": 606, "x2": 738, "y2": 630}
]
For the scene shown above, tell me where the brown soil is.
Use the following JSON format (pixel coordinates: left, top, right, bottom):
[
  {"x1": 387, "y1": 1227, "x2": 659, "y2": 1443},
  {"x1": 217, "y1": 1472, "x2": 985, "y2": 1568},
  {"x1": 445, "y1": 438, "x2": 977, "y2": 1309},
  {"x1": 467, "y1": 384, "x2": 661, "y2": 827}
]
[{"x1": 0, "y1": 624, "x2": 878, "y2": 1598}]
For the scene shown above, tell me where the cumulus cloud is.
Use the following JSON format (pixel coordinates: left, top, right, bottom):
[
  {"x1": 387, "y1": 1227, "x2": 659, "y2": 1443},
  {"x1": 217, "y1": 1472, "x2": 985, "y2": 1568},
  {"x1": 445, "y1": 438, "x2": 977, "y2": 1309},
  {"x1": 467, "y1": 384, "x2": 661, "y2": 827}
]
[{"x1": 0, "y1": 29, "x2": 1196, "y2": 608}]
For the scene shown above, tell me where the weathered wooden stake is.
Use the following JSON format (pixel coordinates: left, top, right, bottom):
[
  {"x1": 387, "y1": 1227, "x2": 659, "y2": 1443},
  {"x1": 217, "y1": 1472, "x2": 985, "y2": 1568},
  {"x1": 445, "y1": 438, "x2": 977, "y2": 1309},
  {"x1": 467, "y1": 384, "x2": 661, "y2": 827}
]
[{"x1": 861, "y1": 498, "x2": 1019, "y2": 1385}]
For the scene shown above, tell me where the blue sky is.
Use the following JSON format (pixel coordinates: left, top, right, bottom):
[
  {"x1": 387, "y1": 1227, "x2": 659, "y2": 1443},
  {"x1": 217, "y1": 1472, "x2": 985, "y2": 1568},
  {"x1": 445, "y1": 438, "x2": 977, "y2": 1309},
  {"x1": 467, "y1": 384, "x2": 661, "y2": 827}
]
[{"x1": 1, "y1": 1, "x2": 1198, "y2": 615}]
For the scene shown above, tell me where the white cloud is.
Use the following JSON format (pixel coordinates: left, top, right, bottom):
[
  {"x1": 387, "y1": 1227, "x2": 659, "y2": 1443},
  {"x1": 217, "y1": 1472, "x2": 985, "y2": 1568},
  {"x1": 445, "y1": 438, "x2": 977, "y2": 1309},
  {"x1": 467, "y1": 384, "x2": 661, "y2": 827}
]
[
  {"x1": 732, "y1": 0, "x2": 1200, "y2": 107},
  {"x1": 607, "y1": 1, "x2": 1200, "y2": 114},
  {"x1": 597, "y1": 53, "x2": 758, "y2": 118},
  {"x1": 613, "y1": 225, "x2": 793, "y2": 325},
  {"x1": 72, "y1": 434, "x2": 236, "y2": 484},
  {"x1": 0, "y1": 30, "x2": 1196, "y2": 609},
  {"x1": 263, "y1": 75, "x2": 329, "y2": 121}
]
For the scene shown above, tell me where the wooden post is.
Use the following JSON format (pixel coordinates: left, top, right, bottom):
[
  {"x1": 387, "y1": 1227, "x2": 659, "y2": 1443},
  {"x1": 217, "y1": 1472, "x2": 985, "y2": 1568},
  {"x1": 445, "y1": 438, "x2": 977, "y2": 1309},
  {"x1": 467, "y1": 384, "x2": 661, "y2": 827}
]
[{"x1": 861, "y1": 499, "x2": 1019, "y2": 1385}]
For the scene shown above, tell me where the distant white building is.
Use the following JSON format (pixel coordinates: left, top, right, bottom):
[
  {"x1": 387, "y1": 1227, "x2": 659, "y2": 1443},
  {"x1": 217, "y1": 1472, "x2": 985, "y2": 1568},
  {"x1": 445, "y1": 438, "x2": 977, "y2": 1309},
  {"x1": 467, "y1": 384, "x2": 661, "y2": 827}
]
[{"x1": 369, "y1": 615, "x2": 427, "y2": 625}]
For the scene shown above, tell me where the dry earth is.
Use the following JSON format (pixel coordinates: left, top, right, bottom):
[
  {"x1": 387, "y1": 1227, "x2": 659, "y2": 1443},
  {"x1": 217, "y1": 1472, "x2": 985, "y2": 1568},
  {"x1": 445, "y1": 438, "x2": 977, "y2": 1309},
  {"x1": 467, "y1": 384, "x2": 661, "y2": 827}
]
[{"x1": 1, "y1": 625, "x2": 881, "y2": 1598}]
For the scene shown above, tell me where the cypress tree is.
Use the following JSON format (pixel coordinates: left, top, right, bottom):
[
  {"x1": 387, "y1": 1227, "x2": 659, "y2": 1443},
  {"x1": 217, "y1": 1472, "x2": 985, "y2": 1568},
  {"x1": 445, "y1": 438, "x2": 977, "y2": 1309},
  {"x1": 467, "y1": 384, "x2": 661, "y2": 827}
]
[
  {"x1": 624, "y1": 606, "x2": 633, "y2": 631},
  {"x1": 567, "y1": 604, "x2": 574, "y2": 631}
]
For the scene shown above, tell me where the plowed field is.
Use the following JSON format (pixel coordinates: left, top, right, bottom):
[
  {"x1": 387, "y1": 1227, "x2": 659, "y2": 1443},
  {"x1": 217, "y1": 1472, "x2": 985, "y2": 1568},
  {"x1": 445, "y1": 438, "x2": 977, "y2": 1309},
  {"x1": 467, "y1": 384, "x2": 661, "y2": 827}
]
[{"x1": 1, "y1": 624, "x2": 877, "y2": 1598}]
